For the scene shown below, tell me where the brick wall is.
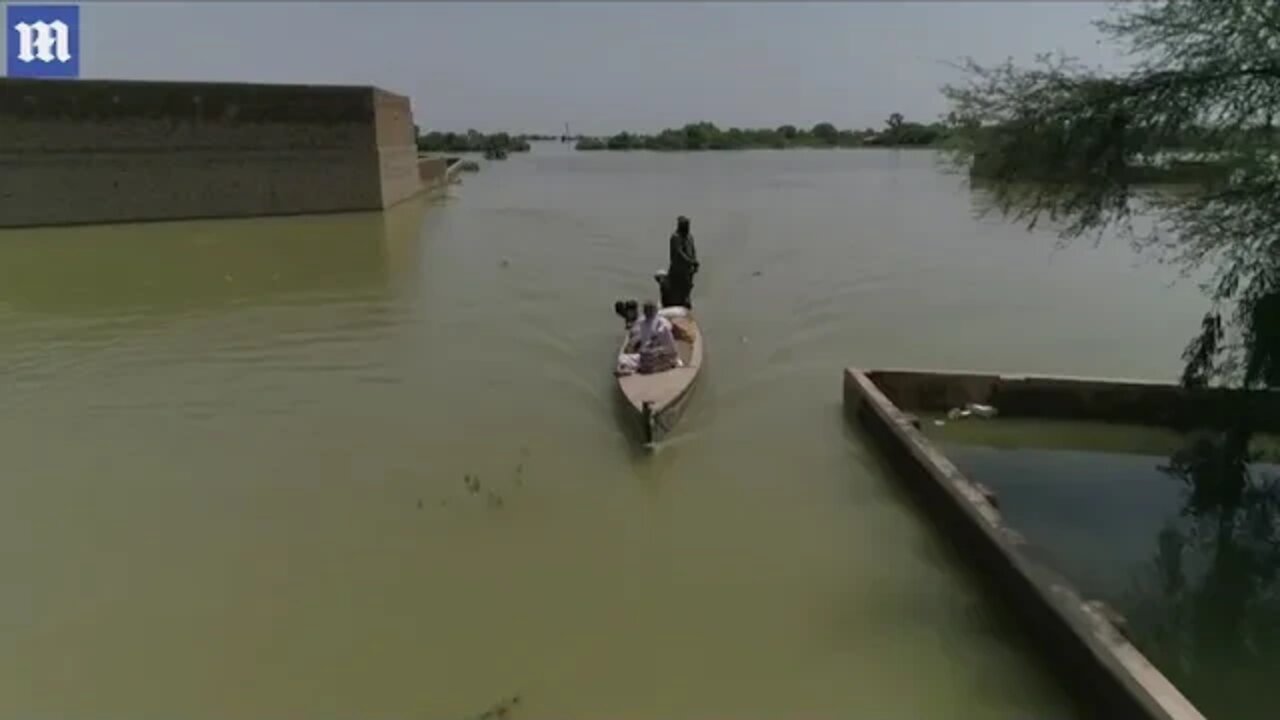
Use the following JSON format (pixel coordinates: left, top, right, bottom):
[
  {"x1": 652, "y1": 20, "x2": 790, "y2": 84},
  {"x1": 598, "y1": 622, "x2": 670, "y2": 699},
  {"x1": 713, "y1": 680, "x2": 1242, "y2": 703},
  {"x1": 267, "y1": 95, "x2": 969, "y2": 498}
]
[
  {"x1": 0, "y1": 78, "x2": 429, "y2": 227},
  {"x1": 373, "y1": 88, "x2": 415, "y2": 148}
]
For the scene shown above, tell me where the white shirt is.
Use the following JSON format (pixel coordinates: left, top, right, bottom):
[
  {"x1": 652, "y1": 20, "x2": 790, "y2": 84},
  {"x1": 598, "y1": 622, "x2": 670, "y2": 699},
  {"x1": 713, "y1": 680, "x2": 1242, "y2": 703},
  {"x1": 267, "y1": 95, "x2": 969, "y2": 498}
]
[{"x1": 635, "y1": 315, "x2": 676, "y2": 355}]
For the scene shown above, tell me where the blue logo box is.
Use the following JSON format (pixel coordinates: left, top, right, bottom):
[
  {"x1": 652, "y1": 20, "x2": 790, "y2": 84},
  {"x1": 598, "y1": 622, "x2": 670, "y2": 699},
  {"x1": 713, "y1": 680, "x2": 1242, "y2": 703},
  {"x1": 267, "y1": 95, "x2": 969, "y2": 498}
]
[{"x1": 7, "y1": 4, "x2": 81, "y2": 79}]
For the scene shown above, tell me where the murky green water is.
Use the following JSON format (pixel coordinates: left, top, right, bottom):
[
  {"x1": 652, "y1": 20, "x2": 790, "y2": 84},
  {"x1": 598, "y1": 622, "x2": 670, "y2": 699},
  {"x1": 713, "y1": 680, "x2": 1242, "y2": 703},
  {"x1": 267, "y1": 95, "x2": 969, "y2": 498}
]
[
  {"x1": 930, "y1": 418, "x2": 1280, "y2": 720},
  {"x1": 0, "y1": 147, "x2": 1206, "y2": 719}
]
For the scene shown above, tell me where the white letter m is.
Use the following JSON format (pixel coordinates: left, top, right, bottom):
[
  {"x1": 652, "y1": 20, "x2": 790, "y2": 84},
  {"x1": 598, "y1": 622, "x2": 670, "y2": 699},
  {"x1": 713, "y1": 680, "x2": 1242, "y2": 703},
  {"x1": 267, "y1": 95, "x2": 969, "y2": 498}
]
[{"x1": 15, "y1": 20, "x2": 72, "y2": 63}]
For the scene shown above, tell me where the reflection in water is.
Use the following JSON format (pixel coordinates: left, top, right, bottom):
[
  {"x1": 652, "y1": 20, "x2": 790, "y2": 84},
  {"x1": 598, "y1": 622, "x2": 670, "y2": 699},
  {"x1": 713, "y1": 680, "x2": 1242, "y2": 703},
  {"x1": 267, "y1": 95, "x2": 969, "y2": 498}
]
[
  {"x1": 960, "y1": 138, "x2": 1280, "y2": 718},
  {"x1": 934, "y1": 416, "x2": 1280, "y2": 720},
  {"x1": 0, "y1": 197, "x2": 429, "y2": 317},
  {"x1": 1132, "y1": 424, "x2": 1280, "y2": 720}
]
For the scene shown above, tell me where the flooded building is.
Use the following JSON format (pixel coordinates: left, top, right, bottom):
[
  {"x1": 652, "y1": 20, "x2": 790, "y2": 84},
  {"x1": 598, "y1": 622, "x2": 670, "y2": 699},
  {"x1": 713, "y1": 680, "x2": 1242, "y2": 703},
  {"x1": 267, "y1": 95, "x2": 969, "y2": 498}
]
[
  {"x1": 846, "y1": 368, "x2": 1280, "y2": 720},
  {"x1": 0, "y1": 77, "x2": 443, "y2": 228}
]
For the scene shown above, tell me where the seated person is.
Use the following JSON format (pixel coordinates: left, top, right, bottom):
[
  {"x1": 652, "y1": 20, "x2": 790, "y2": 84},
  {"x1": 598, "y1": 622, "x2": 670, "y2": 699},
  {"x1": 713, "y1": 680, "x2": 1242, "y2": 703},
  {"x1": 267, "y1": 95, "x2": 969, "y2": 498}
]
[
  {"x1": 615, "y1": 299, "x2": 641, "y2": 375},
  {"x1": 615, "y1": 300, "x2": 685, "y2": 377},
  {"x1": 614, "y1": 298, "x2": 639, "y2": 329},
  {"x1": 635, "y1": 300, "x2": 680, "y2": 374}
]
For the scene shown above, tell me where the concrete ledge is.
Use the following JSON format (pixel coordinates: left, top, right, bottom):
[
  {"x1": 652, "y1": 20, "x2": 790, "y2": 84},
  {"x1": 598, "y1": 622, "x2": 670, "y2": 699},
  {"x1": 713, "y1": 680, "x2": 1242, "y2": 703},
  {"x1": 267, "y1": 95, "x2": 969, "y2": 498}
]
[
  {"x1": 844, "y1": 367, "x2": 1207, "y2": 720},
  {"x1": 867, "y1": 367, "x2": 1280, "y2": 432}
]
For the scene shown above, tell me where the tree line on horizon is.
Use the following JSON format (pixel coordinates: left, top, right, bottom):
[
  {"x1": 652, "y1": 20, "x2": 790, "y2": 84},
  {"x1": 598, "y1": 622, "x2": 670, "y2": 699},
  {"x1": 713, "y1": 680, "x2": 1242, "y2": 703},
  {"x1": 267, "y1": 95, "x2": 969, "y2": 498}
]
[
  {"x1": 412, "y1": 109, "x2": 1262, "y2": 158},
  {"x1": 575, "y1": 114, "x2": 947, "y2": 151},
  {"x1": 415, "y1": 128, "x2": 533, "y2": 154},
  {"x1": 412, "y1": 115, "x2": 948, "y2": 154}
]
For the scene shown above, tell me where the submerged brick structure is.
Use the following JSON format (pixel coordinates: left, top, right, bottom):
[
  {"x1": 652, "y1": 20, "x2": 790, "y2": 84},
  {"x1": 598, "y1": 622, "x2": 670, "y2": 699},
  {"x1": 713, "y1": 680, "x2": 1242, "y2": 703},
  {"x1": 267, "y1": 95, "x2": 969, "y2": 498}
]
[{"x1": 0, "y1": 77, "x2": 432, "y2": 227}]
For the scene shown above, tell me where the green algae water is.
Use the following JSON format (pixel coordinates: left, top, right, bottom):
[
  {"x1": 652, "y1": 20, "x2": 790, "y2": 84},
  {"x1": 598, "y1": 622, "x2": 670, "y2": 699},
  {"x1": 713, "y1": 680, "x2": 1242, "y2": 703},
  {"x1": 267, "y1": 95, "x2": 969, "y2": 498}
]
[
  {"x1": 0, "y1": 147, "x2": 1209, "y2": 719},
  {"x1": 929, "y1": 418, "x2": 1280, "y2": 720}
]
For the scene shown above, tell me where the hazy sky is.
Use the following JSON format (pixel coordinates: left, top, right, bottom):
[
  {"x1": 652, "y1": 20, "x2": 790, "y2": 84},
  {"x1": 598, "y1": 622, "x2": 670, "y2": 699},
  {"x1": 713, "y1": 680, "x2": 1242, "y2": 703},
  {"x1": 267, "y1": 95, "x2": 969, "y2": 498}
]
[{"x1": 67, "y1": 1, "x2": 1126, "y2": 134}]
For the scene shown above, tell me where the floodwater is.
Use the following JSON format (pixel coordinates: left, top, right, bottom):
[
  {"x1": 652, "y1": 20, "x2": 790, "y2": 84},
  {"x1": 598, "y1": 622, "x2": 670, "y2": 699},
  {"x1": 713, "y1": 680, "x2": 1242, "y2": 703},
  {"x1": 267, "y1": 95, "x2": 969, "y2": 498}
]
[
  {"x1": 930, "y1": 418, "x2": 1280, "y2": 720},
  {"x1": 0, "y1": 147, "x2": 1208, "y2": 719}
]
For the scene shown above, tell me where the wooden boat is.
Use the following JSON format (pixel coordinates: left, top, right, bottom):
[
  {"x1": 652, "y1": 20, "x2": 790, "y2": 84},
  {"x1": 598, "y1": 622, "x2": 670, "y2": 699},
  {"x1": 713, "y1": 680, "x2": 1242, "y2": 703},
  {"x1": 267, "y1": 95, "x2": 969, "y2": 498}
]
[{"x1": 615, "y1": 313, "x2": 704, "y2": 446}]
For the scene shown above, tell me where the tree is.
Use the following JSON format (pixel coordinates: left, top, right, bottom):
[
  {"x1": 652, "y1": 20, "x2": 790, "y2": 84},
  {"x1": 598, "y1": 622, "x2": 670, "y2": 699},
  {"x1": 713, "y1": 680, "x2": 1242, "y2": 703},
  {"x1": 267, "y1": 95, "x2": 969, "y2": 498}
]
[
  {"x1": 887, "y1": 112, "x2": 904, "y2": 130},
  {"x1": 942, "y1": 0, "x2": 1280, "y2": 393},
  {"x1": 607, "y1": 131, "x2": 635, "y2": 150},
  {"x1": 414, "y1": 129, "x2": 531, "y2": 154},
  {"x1": 811, "y1": 122, "x2": 839, "y2": 145}
]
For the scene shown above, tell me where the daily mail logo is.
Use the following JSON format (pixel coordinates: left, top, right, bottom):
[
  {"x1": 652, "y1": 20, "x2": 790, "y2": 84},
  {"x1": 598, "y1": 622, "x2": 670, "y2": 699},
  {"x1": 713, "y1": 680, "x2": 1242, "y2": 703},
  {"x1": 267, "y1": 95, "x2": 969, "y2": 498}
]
[{"x1": 6, "y1": 4, "x2": 80, "y2": 79}]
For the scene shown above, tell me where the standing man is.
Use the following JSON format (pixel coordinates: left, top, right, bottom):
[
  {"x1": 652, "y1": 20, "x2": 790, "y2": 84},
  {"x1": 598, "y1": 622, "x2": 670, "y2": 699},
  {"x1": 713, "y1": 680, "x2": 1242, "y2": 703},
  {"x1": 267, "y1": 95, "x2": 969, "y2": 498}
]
[{"x1": 667, "y1": 215, "x2": 699, "y2": 309}]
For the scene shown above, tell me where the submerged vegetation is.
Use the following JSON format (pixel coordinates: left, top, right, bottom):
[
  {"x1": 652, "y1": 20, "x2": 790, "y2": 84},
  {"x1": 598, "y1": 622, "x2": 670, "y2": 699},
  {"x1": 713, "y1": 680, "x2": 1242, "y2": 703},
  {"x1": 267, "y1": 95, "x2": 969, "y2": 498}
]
[{"x1": 575, "y1": 114, "x2": 949, "y2": 151}]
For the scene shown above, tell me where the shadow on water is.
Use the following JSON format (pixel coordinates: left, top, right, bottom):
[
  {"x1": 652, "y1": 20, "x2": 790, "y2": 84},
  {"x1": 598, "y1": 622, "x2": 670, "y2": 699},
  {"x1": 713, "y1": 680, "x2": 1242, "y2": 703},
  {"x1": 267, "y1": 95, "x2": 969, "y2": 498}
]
[{"x1": 0, "y1": 198, "x2": 430, "y2": 318}]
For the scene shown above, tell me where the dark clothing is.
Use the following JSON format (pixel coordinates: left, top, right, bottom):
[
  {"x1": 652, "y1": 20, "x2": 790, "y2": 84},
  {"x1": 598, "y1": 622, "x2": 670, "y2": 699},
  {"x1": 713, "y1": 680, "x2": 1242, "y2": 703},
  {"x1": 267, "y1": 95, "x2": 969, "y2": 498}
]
[
  {"x1": 658, "y1": 276, "x2": 676, "y2": 308},
  {"x1": 666, "y1": 271, "x2": 693, "y2": 309},
  {"x1": 667, "y1": 231, "x2": 698, "y2": 308},
  {"x1": 669, "y1": 231, "x2": 699, "y2": 277}
]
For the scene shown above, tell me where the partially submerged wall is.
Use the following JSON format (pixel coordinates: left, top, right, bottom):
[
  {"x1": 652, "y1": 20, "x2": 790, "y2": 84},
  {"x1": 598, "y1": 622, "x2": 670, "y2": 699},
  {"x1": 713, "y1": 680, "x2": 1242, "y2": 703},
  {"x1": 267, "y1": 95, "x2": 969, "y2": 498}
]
[
  {"x1": 372, "y1": 88, "x2": 423, "y2": 209},
  {"x1": 415, "y1": 156, "x2": 448, "y2": 190},
  {"x1": 844, "y1": 367, "x2": 1209, "y2": 720},
  {"x1": 0, "y1": 78, "x2": 432, "y2": 227},
  {"x1": 867, "y1": 368, "x2": 1280, "y2": 432}
]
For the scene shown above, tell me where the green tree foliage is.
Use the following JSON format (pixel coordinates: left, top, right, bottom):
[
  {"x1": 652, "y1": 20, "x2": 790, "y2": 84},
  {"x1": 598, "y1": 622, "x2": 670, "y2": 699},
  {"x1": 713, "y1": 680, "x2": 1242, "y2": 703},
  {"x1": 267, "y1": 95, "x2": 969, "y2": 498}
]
[
  {"x1": 866, "y1": 112, "x2": 947, "y2": 147},
  {"x1": 416, "y1": 130, "x2": 531, "y2": 154},
  {"x1": 811, "y1": 122, "x2": 839, "y2": 145},
  {"x1": 574, "y1": 116, "x2": 949, "y2": 152},
  {"x1": 941, "y1": 0, "x2": 1280, "y2": 394}
]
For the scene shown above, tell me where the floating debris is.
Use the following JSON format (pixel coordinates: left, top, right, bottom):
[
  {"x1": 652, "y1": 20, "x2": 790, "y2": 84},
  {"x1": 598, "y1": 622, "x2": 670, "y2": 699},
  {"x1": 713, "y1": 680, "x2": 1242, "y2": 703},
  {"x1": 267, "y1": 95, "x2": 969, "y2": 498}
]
[
  {"x1": 417, "y1": 498, "x2": 423, "y2": 510},
  {"x1": 514, "y1": 447, "x2": 530, "y2": 486},
  {"x1": 967, "y1": 402, "x2": 999, "y2": 419},
  {"x1": 486, "y1": 490, "x2": 505, "y2": 509},
  {"x1": 463, "y1": 474, "x2": 482, "y2": 494},
  {"x1": 946, "y1": 402, "x2": 999, "y2": 421},
  {"x1": 467, "y1": 694, "x2": 521, "y2": 720}
]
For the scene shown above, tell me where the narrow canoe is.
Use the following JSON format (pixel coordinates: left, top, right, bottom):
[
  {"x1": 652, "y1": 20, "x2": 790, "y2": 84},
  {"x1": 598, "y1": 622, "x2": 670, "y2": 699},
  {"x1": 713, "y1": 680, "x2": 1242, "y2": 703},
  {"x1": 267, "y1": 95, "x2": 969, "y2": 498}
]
[{"x1": 615, "y1": 314, "x2": 705, "y2": 446}]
